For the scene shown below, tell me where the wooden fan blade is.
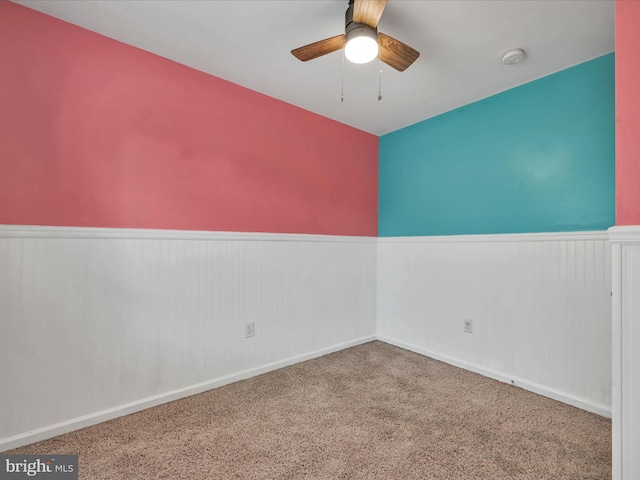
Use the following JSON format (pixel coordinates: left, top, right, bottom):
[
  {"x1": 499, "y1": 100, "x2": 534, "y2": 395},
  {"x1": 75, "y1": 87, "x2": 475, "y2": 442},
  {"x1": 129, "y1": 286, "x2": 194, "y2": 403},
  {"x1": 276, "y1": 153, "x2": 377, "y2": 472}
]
[
  {"x1": 377, "y1": 32, "x2": 420, "y2": 71},
  {"x1": 353, "y1": 0, "x2": 388, "y2": 28},
  {"x1": 291, "y1": 34, "x2": 346, "y2": 62}
]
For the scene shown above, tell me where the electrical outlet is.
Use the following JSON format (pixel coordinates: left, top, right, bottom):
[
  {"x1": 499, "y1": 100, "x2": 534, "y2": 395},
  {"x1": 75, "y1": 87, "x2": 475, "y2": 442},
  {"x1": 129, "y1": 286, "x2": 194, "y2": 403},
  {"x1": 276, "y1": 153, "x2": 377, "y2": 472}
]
[
  {"x1": 464, "y1": 318, "x2": 473, "y2": 334},
  {"x1": 245, "y1": 321, "x2": 255, "y2": 338}
]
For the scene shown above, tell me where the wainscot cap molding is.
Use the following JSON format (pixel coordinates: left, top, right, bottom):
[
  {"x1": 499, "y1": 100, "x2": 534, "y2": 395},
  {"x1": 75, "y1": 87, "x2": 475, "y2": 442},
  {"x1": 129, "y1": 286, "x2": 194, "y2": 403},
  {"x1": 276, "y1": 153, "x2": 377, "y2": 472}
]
[
  {"x1": 0, "y1": 225, "x2": 377, "y2": 243},
  {"x1": 608, "y1": 226, "x2": 640, "y2": 244},
  {"x1": 378, "y1": 231, "x2": 609, "y2": 244}
]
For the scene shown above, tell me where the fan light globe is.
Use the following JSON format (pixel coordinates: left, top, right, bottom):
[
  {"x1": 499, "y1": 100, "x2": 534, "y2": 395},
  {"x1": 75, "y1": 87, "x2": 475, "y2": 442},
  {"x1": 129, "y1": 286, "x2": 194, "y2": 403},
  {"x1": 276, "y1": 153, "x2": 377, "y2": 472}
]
[
  {"x1": 345, "y1": 35, "x2": 378, "y2": 63},
  {"x1": 344, "y1": 24, "x2": 379, "y2": 64}
]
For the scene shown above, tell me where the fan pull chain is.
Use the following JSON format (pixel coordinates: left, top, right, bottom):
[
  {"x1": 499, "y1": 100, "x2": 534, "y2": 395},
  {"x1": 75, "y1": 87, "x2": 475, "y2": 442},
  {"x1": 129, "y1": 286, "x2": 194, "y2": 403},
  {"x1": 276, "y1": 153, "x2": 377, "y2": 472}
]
[
  {"x1": 378, "y1": 58, "x2": 382, "y2": 101},
  {"x1": 341, "y1": 52, "x2": 345, "y2": 103}
]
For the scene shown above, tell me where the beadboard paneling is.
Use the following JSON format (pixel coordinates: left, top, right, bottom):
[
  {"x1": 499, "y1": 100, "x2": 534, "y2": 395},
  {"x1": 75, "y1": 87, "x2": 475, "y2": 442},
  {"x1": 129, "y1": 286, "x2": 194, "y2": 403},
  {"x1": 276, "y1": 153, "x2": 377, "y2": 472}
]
[
  {"x1": 609, "y1": 226, "x2": 640, "y2": 479},
  {"x1": 378, "y1": 232, "x2": 612, "y2": 416},
  {"x1": 0, "y1": 226, "x2": 377, "y2": 450}
]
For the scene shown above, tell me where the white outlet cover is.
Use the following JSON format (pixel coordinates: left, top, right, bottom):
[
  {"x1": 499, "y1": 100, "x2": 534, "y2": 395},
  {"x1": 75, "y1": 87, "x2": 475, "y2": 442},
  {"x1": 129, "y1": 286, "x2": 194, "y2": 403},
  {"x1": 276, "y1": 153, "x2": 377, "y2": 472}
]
[
  {"x1": 464, "y1": 318, "x2": 473, "y2": 333},
  {"x1": 245, "y1": 322, "x2": 255, "y2": 338}
]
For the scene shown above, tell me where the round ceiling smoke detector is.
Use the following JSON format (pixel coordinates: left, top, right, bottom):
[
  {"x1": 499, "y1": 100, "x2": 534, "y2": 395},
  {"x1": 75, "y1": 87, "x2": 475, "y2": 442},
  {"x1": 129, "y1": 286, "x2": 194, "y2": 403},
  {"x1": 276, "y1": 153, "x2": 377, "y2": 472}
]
[{"x1": 501, "y1": 48, "x2": 525, "y2": 65}]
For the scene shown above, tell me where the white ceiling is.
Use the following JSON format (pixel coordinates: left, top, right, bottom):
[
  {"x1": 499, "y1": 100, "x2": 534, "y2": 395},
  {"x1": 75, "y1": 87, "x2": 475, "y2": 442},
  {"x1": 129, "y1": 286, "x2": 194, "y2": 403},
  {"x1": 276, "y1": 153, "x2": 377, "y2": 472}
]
[{"x1": 15, "y1": 0, "x2": 614, "y2": 136}]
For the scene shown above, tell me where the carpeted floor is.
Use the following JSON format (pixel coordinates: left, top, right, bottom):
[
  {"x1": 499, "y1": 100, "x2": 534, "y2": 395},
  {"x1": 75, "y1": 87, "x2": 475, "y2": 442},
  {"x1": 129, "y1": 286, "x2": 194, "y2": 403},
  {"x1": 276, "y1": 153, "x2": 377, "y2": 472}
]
[{"x1": 9, "y1": 341, "x2": 611, "y2": 479}]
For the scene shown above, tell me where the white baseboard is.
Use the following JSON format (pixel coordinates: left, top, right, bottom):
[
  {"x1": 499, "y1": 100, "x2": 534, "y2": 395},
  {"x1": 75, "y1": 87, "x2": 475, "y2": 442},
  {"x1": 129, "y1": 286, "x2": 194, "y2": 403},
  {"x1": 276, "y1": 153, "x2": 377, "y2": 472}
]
[
  {"x1": 1, "y1": 332, "x2": 611, "y2": 452},
  {"x1": 377, "y1": 335, "x2": 612, "y2": 418},
  {"x1": 0, "y1": 335, "x2": 377, "y2": 452}
]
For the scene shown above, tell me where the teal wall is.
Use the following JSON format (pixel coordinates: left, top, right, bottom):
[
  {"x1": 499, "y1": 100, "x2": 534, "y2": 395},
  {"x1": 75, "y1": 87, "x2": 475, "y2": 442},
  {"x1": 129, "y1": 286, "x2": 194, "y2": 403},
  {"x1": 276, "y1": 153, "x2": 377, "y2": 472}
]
[{"x1": 379, "y1": 54, "x2": 615, "y2": 237}]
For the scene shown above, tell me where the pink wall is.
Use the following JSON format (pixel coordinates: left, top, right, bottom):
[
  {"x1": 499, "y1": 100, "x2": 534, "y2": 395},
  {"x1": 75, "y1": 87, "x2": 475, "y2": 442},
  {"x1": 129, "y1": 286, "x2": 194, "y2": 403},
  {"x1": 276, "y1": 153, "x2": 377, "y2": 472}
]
[
  {"x1": 0, "y1": 2, "x2": 378, "y2": 236},
  {"x1": 616, "y1": 0, "x2": 640, "y2": 225}
]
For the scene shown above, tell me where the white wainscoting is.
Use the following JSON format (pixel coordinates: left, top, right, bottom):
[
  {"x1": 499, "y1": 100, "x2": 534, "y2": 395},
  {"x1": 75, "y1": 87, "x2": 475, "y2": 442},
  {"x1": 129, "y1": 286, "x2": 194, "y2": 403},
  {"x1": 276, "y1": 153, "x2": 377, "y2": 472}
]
[
  {"x1": 609, "y1": 225, "x2": 640, "y2": 480},
  {"x1": 377, "y1": 231, "x2": 612, "y2": 417},
  {"x1": 0, "y1": 225, "x2": 377, "y2": 451}
]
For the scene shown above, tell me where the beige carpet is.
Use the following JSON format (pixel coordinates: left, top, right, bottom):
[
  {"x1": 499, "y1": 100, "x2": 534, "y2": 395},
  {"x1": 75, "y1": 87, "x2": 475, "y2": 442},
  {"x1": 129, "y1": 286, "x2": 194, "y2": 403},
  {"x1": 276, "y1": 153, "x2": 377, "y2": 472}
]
[{"x1": 9, "y1": 341, "x2": 610, "y2": 479}]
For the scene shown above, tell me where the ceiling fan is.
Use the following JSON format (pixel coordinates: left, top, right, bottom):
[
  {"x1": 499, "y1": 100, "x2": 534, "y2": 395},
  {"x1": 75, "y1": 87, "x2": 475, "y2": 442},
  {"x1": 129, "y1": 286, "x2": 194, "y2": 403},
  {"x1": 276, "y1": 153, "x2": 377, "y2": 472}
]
[{"x1": 291, "y1": 0, "x2": 419, "y2": 72}]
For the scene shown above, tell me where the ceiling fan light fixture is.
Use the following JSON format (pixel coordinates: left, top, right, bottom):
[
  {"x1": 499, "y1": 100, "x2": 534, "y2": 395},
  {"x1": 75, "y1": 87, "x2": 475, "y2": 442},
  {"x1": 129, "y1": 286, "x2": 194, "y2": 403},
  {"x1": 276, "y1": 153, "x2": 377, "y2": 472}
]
[
  {"x1": 345, "y1": 25, "x2": 378, "y2": 64},
  {"x1": 291, "y1": 0, "x2": 419, "y2": 72}
]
